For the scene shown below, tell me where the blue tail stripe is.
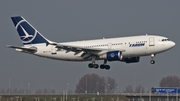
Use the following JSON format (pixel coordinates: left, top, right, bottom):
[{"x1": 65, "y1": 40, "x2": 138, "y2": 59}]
[
  {"x1": 17, "y1": 25, "x2": 26, "y2": 40},
  {"x1": 15, "y1": 16, "x2": 23, "y2": 22},
  {"x1": 11, "y1": 17, "x2": 18, "y2": 26},
  {"x1": 23, "y1": 32, "x2": 49, "y2": 45},
  {"x1": 17, "y1": 22, "x2": 35, "y2": 37},
  {"x1": 11, "y1": 16, "x2": 50, "y2": 45},
  {"x1": 11, "y1": 16, "x2": 23, "y2": 26}
]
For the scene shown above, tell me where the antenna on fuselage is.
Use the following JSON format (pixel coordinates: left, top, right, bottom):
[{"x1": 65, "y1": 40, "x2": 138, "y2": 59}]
[{"x1": 146, "y1": 33, "x2": 148, "y2": 36}]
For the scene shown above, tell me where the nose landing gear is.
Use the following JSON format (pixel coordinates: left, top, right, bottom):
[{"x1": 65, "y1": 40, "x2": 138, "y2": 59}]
[
  {"x1": 150, "y1": 60, "x2": 155, "y2": 64},
  {"x1": 150, "y1": 54, "x2": 155, "y2": 64}
]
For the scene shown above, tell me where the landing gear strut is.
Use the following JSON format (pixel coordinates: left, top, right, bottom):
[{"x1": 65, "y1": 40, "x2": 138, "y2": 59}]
[
  {"x1": 88, "y1": 56, "x2": 99, "y2": 69},
  {"x1": 150, "y1": 54, "x2": 155, "y2": 64}
]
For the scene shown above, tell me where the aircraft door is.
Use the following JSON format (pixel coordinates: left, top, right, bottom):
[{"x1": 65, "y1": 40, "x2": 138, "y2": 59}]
[
  {"x1": 51, "y1": 45, "x2": 57, "y2": 54},
  {"x1": 149, "y1": 37, "x2": 155, "y2": 46},
  {"x1": 108, "y1": 43, "x2": 112, "y2": 49}
]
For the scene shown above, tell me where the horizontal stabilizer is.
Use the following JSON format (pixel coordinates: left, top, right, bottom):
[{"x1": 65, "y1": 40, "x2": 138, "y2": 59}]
[{"x1": 6, "y1": 45, "x2": 37, "y2": 53}]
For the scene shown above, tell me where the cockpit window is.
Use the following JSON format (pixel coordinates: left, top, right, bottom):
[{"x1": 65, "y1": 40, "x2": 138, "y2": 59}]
[{"x1": 162, "y1": 39, "x2": 170, "y2": 41}]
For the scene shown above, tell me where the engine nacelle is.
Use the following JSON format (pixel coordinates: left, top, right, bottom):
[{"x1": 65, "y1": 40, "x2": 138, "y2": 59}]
[
  {"x1": 99, "y1": 51, "x2": 139, "y2": 63},
  {"x1": 122, "y1": 57, "x2": 140, "y2": 63},
  {"x1": 100, "y1": 51, "x2": 122, "y2": 61}
]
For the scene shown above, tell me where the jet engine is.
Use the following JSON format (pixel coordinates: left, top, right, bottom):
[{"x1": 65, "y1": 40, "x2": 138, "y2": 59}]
[
  {"x1": 99, "y1": 51, "x2": 123, "y2": 61},
  {"x1": 99, "y1": 51, "x2": 140, "y2": 63}
]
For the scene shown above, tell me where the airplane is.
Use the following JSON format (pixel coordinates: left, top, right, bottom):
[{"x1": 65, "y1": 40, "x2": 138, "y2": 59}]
[{"x1": 7, "y1": 16, "x2": 176, "y2": 70}]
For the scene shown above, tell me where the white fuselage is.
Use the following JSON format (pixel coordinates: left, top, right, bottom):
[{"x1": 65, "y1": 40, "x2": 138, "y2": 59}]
[
  {"x1": 30, "y1": 35, "x2": 175, "y2": 62},
  {"x1": 9, "y1": 16, "x2": 176, "y2": 67}
]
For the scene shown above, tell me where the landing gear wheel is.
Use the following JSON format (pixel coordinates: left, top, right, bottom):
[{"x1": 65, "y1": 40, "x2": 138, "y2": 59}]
[
  {"x1": 150, "y1": 54, "x2": 155, "y2": 64},
  {"x1": 88, "y1": 63, "x2": 94, "y2": 68},
  {"x1": 100, "y1": 65, "x2": 110, "y2": 70},
  {"x1": 94, "y1": 64, "x2": 99, "y2": 69},
  {"x1": 105, "y1": 65, "x2": 110, "y2": 70},
  {"x1": 88, "y1": 63, "x2": 99, "y2": 69},
  {"x1": 150, "y1": 60, "x2": 155, "y2": 64},
  {"x1": 100, "y1": 65, "x2": 105, "y2": 69}
]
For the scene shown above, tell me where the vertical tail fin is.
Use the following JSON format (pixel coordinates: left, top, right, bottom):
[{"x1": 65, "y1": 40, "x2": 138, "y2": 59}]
[{"x1": 11, "y1": 16, "x2": 51, "y2": 45}]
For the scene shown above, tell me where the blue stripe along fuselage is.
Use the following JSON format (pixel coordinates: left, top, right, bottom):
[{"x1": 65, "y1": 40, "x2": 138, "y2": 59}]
[{"x1": 129, "y1": 43, "x2": 145, "y2": 47}]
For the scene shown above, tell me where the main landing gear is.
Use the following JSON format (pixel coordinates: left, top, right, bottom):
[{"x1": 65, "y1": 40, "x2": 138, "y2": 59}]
[
  {"x1": 88, "y1": 63, "x2": 99, "y2": 69},
  {"x1": 88, "y1": 59, "x2": 110, "y2": 70},
  {"x1": 88, "y1": 56, "x2": 99, "y2": 69},
  {"x1": 100, "y1": 60, "x2": 110, "y2": 70},
  {"x1": 150, "y1": 54, "x2": 155, "y2": 64},
  {"x1": 100, "y1": 64, "x2": 110, "y2": 70},
  {"x1": 88, "y1": 63, "x2": 110, "y2": 70}
]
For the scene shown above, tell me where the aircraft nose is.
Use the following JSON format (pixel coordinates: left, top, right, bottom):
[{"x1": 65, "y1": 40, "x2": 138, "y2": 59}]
[
  {"x1": 167, "y1": 41, "x2": 176, "y2": 49},
  {"x1": 171, "y1": 41, "x2": 176, "y2": 47}
]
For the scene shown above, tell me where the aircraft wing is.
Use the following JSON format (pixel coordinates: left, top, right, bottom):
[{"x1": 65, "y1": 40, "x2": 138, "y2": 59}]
[
  {"x1": 6, "y1": 45, "x2": 37, "y2": 53},
  {"x1": 50, "y1": 43, "x2": 125, "y2": 56}
]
